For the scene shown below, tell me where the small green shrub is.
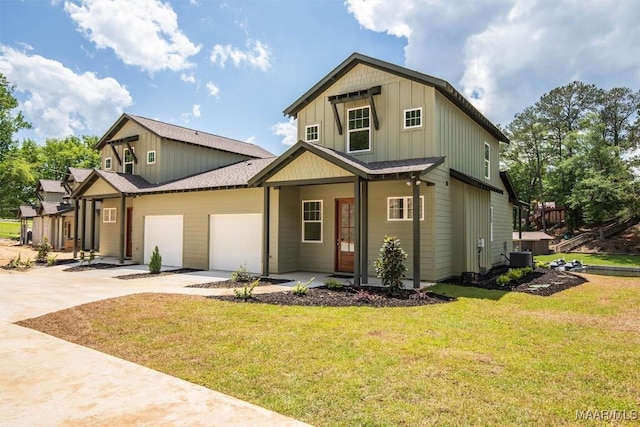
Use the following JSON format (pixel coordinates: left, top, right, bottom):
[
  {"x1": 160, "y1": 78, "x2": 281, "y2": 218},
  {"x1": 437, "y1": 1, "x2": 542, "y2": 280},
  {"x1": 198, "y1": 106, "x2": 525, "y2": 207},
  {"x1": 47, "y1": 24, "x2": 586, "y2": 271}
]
[
  {"x1": 291, "y1": 277, "x2": 314, "y2": 296},
  {"x1": 324, "y1": 278, "x2": 343, "y2": 289},
  {"x1": 231, "y1": 264, "x2": 253, "y2": 283},
  {"x1": 46, "y1": 254, "x2": 58, "y2": 266},
  {"x1": 234, "y1": 279, "x2": 259, "y2": 301},
  {"x1": 535, "y1": 261, "x2": 548, "y2": 269},
  {"x1": 374, "y1": 236, "x2": 408, "y2": 295},
  {"x1": 88, "y1": 249, "x2": 96, "y2": 265},
  {"x1": 37, "y1": 239, "x2": 51, "y2": 262},
  {"x1": 496, "y1": 274, "x2": 511, "y2": 286},
  {"x1": 79, "y1": 250, "x2": 86, "y2": 265},
  {"x1": 507, "y1": 268, "x2": 524, "y2": 281},
  {"x1": 149, "y1": 246, "x2": 162, "y2": 274},
  {"x1": 23, "y1": 257, "x2": 33, "y2": 268}
]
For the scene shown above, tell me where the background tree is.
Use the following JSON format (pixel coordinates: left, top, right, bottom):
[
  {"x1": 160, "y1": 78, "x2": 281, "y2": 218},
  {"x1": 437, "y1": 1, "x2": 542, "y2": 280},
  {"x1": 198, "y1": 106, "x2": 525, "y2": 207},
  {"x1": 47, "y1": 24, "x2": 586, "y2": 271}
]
[
  {"x1": 0, "y1": 74, "x2": 31, "y2": 160},
  {"x1": 598, "y1": 87, "x2": 640, "y2": 150},
  {"x1": 39, "y1": 136, "x2": 100, "y2": 180}
]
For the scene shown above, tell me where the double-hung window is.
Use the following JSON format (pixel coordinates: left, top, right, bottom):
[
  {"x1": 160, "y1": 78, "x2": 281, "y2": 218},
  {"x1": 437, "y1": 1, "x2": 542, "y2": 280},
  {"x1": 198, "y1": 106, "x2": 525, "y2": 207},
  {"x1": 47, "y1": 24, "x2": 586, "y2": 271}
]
[
  {"x1": 484, "y1": 142, "x2": 490, "y2": 179},
  {"x1": 387, "y1": 196, "x2": 424, "y2": 221},
  {"x1": 347, "y1": 106, "x2": 371, "y2": 152},
  {"x1": 104, "y1": 157, "x2": 112, "y2": 170},
  {"x1": 103, "y1": 208, "x2": 116, "y2": 223},
  {"x1": 302, "y1": 200, "x2": 323, "y2": 242},
  {"x1": 124, "y1": 148, "x2": 134, "y2": 174},
  {"x1": 305, "y1": 124, "x2": 320, "y2": 142}
]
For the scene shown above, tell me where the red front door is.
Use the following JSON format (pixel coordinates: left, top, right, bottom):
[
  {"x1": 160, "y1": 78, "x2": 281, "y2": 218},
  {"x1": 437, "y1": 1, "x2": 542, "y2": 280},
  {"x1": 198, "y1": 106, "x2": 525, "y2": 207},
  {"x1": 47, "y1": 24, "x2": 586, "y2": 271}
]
[
  {"x1": 126, "y1": 207, "x2": 133, "y2": 258},
  {"x1": 336, "y1": 198, "x2": 355, "y2": 272}
]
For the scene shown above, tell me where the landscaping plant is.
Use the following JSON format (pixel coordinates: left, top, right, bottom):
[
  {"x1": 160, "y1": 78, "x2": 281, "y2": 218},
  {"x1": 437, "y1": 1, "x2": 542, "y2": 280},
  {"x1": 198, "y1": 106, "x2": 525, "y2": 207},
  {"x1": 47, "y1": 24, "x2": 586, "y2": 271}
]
[
  {"x1": 291, "y1": 277, "x2": 314, "y2": 296},
  {"x1": 37, "y1": 239, "x2": 51, "y2": 263},
  {"x1": 231, "y1": 263, "x2": 252, "y2": 283},
  {"x1": 324, "y1": 278, "x2": 343, "y2": 289},
  {"x1": 233, "y1": 279, "x2": 259, "y2": 301},
  {"x1": 374, "y1": 236, "x2": 408, "y2": 295},
  {"x1": 149, "y1": 246, "x2": 162, "y2": 274}
]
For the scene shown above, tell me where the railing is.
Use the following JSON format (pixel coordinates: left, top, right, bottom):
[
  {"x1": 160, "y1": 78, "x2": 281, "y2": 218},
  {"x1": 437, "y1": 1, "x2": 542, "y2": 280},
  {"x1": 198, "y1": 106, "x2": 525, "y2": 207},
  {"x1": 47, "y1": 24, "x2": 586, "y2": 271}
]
[{"x1": 554, "y1": 217, "x2": 638, "y2": 253}]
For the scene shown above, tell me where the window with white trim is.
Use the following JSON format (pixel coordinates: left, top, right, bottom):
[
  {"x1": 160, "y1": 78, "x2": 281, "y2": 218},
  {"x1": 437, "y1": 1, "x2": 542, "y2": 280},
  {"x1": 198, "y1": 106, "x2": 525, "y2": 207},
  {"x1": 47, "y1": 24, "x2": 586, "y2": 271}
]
[
  {"x1": 103, "y1": 208, "x2": 116, "y2": 223},
  {"x1": 490, "y1": 206, "x2": 494, "y2": 242},
  {"x1": 104, "y1": 157, "x2": 112, "y2": 170},
  {"x1": 147, "y1": 150, "x2": 156, "y2": 165},
  {"x1": 305, "y1": 124, "x2": 320, "y2": 142},
  {"x1": 124, "y1": 148, "x2": 134, "y2": 174},
  {"x1": 387, "y1": 196, "x2": 424, "y2": 221},
  {"x1": 404, "y1": 108, "x2": 422, "y2": 129},
  {"x1": 302, "y1": 200, "x2": 323, "y2": 242},
  {"x1": 484, "y1": 142, "x2": 490, "y2": 179},
  {"x1": 347, "y1": 106, "x2": 371, "y2": 152}
]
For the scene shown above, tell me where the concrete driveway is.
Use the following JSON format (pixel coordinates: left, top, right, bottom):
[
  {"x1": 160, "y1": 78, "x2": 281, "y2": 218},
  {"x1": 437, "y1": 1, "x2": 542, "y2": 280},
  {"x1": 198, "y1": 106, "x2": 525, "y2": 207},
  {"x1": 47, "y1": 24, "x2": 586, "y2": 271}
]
[{"x1": 0, "y1": 262, "x2": 312, "y2": 427}]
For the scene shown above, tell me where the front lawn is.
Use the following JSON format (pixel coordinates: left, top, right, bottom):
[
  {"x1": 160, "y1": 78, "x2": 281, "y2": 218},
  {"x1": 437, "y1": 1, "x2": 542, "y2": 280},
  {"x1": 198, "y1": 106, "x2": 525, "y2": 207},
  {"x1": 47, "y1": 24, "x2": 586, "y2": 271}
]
[
  {"x1": 19, "y1": 276, "x2": 640, "y2": 426},
  {"x1": 535, "y1": 252, "x2": 640, "y2": 267},
  {"x1": 0, "y1": 219, "x2": 20, "y2": 240}
]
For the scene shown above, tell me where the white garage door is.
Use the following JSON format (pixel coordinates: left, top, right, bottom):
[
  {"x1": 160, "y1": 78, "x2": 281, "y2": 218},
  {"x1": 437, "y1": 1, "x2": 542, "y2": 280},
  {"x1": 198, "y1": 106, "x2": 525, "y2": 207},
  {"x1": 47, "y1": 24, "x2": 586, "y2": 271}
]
[
  {"x1": 210, "y1": 214, "x2": 262, "y2": 273},
  {"x1": 144, "y1": 215, "x2": 183, "y2": 268}
]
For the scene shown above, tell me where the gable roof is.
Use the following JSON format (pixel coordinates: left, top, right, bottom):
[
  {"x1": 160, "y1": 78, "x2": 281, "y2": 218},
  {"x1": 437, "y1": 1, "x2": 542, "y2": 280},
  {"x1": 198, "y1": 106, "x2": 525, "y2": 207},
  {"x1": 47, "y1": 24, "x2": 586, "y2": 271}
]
[
  {"x1": 284, "y1": 52, "x2": 509, "y2": 143},
  {"x1": 500, "y1": 171, "x2": 528, "y2": 207},
  {"x1": 249, "y1": 140, "x2": 445, "y2": 186},
  {"x1": 18, "y1": 205, "x2": 37, "y2": 218},
  {"x1": 38, "y1": 201, "x2": 73, "y2": 216},
  {"x1": 95, "y1": 114, "x2": 274, "y2": 159},
  {"x1": 67, "y1": 167, "x2": 93, "y2": 183},
  {"x1": 38, "y1": 179, "x2": 65, "y2": 194}
]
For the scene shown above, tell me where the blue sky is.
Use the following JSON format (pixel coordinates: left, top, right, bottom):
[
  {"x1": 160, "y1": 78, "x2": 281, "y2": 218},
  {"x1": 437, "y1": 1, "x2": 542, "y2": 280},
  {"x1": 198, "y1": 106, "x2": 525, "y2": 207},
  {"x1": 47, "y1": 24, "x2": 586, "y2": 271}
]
[{"x1": 1, "y1": 0, "x2": 639, "y2": 156}]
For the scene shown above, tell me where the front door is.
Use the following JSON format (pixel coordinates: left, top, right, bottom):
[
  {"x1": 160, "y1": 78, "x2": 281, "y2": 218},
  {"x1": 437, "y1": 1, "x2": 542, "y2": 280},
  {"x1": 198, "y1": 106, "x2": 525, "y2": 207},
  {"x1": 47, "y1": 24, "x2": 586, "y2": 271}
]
[
  {"x1": 336, "y1": 198, "x2": 355, "y2": 272},
  {"x1": 126, "y1": 207, "x2": 133, "y2": 258}
]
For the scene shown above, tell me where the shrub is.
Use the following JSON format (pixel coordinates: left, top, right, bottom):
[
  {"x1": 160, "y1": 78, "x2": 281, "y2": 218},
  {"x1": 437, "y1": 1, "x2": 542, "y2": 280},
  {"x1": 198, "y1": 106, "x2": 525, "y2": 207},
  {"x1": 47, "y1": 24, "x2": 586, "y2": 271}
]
[
  {"x1": 231, "y1": 264, "x2": 253, "y2": 283},
  {"x1": 496, "y1": 274, "x2": 511, "y2": 286},
  {"x1": 78, "y1": 250, "x2": 86, "y2": 265},
  {"x1": 88, "y1": 249, "x2": 96, "y2": 265},
  {"x1": 291, "y1": 277, "x2": 314, "y2": 296},
  {"x1": 234, "y1": 279, "x2": 259, "y2": 301},
  {"x1": 37, "y1": 239, "x2": 51, "y2": 263},
  {"x1": 374, "y1": 236, "x2": 407, "y2": 295},
  {"x1": 324, "y1": 278, "x2": 343, "y2": 289},
  {"x1": 149, "y1": 246, "x2": 162, "y2": 274},
  {"x1": 46, "y1": 254, "x2": 58, "y2": 266}
]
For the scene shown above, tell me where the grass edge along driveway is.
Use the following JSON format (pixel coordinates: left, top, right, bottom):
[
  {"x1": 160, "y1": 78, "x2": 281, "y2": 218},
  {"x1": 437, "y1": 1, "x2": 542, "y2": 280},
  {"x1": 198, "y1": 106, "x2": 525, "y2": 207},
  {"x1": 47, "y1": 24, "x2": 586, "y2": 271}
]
[{"x1": 18, "y1": 276, "x2": 640, "y2": 426}]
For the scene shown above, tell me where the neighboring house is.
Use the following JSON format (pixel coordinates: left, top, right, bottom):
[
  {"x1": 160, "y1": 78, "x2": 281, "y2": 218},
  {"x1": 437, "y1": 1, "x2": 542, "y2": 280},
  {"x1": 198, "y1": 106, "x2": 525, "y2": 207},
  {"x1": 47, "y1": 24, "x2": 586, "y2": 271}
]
[
  {"x1": 513, "y1": 231, "x2": 553, "y2": 255},
  {"x1": 17, "y1": 205, "x2": 37, "y2": 244},
  {"x1": 61, "y1": 167, "x2": 101, "y2": 251},
  {"x1": 31, "y1": 179, "x2": 70, "y2": 249},
  {"x1": 73, "y1": 53, "x2": 520, "y2": 285}
]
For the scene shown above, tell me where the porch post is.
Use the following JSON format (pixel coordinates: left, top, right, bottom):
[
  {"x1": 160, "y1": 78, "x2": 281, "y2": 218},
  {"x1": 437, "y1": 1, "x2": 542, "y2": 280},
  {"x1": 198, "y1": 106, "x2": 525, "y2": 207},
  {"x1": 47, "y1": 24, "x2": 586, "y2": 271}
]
[
  {"x1": 361, "y1": 180, "x2": 369, "y2": 284},
  {"x1": 412, "y1": 177, "x2": 421, "y2": 289},
  {"x1": 353, "y1": 177, "x2": 361, "y2": 286},
  {"x1": 73, "y1": 198, "x2": 79, "y2": 259},
  {"x1": 90, "y1": 200, "x2": 96, "y2": 250},
  {"x1": 81, "y1": 198, "x2": 87, "y2": 250},
  {"x1": 119, "y1": 194, "x2": 125, "y2": 264},
  {"x1": 262, "y1": 186, "x2": 270, "y2": 277}
]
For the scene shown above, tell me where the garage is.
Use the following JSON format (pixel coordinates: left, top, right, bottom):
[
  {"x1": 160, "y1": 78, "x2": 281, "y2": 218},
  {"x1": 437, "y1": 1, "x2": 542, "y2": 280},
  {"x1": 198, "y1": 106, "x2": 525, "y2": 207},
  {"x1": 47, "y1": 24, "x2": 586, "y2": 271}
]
[
  {"x1": 210, "y1": 214, "x2": 262, "y2": 273},
  {"x1": 144, "y1": 215, "x2": 184, "y2": 267}
]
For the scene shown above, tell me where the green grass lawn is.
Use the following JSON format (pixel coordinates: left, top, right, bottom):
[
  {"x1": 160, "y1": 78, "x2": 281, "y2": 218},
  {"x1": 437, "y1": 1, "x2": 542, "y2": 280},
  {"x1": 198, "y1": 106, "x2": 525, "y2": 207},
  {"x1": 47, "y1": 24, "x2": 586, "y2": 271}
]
[
  {"x1": 21, "y1": 276, "x2": 640, "y2": 426},
  {"x1": 0, "y1": 219, "x2": 20, "y2": 240},
  {"x1": 535, "y1": 252, "x2": 640, "y2": 267}
]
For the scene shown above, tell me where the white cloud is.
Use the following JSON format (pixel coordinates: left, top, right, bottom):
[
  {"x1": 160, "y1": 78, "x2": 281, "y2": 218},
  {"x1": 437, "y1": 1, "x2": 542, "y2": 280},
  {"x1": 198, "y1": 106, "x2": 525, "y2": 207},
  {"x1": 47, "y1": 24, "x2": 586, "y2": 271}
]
[
  {"x1": 210, "y1": 39, "x2": 272, "y2": 71},
  {"x1": 206, "y1": 81, "x2": 220, "y2": 97},
  {"x1": 246, "y1": 135, "x2": 256, "y2": 144},
  {"x1": 345, "y1": 0, "x2": 640, "y2": 125},
  {"x1": 192, "y1": 104, "x2": 201, "y2": 117},
  {"x1": 0, "y1": 46, "x2": 132, "y2": 138},
  {"x1": 64, "y1": 0, "x2": 201, "y2": 73},
  {"x1": 180, "y1": 72, "x2": 195, "y2": 83},
  {"x1": 271, "y1": 117, "x2": 297, "y2": 146}
]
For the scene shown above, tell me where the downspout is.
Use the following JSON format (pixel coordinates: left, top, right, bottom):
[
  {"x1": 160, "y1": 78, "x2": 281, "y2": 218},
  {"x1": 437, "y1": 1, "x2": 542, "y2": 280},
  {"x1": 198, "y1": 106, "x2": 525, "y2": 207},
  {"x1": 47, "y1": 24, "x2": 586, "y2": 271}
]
[
  {"x1": 119, "y1": 194, "x2": 125, "y2": 264},
  {"x1": 412, "y1": 176, "x2": 421, "y2": 289}
]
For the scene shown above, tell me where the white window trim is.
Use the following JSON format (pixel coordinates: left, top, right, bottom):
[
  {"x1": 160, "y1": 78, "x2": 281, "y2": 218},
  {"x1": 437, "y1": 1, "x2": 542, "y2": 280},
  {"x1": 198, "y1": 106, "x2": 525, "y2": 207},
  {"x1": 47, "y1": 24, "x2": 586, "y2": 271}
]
[
  {"x1": 484, "y1": 142, "x2": 490, "y2": 179},
  {"x1": 301, "y1": 200, "x2": 323, "y2": 243},
  {"x1": 387, "y1": 196, "x2": 424, "y2": 221},
  {"x1": 147, "y1": 150, "x2": 156, "y2": 165},
  {"x1": 103, "y1": 208, "x2": 116, "y2": 223},
  {"x1": 346, "y1": 106, "x2": 372, "y2": 153},
  {"x1": 403, "y1": 107, "x2": 423, "y2": 129},
  {"x1": 123, "y1": 148, "x2": 134, "y2": 174},
  {"x1": 104, "y1": 157, "x2": 112, "y2": 170},
  {"x1": 305, "y1": 124, "x2": 320, "y2": 142}
]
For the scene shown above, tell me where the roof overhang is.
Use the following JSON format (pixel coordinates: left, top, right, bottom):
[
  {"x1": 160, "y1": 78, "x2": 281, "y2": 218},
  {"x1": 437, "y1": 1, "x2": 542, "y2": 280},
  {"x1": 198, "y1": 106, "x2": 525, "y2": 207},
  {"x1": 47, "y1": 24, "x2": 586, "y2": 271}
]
[
  {"x1": 500, "y1": 171, "x2": 529, "y2": 208},
  {"x1": 450, "y1": 169, "x2": 504, "y2": 194}
]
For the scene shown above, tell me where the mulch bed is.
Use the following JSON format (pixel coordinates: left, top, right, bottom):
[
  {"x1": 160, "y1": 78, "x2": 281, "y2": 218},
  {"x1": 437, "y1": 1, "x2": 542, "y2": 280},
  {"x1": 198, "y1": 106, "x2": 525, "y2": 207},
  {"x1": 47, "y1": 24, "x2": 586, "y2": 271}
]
[
  {"x1": 114, "y1": 268, "x2": 201, "y2": 280},
  {"x1": 63, "y1": 262, "x2": 135, "y2": 272},
  {"x1": 459, "y1": 267, "x2": 588, "y2": 296},
  {"x1": 186, "y1": 277, "x2": 294, "y2": 288},
  {"x1": 209, "y1": 285, "x2": 455, "y2": 308}
]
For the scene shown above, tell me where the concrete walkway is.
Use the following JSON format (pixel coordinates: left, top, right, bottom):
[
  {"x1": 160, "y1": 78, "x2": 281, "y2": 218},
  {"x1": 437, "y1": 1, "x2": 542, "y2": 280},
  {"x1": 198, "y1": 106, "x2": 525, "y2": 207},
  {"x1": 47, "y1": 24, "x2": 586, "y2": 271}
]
[{"x1": 0, "y1": 262, "x2": 312, "y2": 427}]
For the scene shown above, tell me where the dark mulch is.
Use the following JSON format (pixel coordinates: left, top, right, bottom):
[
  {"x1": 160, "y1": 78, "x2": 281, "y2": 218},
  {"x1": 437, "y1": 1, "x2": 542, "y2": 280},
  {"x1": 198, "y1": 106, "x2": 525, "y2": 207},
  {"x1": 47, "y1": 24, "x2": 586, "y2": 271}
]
[
  {"x1": 114, "y1": 268, "x2": 202, "y2": 280},
  {"x1": 64, "y1": 262, "x2": 136, "y2": 272},
  {"x1": 458, "y1": 267, "x2": 587, "y2": 296},
  {"x1": 186, "y1": 277, "x2": 294, "y2": 288},
  {"x1": 209, "y1": 285, "x2": 455, "y2": 308}
]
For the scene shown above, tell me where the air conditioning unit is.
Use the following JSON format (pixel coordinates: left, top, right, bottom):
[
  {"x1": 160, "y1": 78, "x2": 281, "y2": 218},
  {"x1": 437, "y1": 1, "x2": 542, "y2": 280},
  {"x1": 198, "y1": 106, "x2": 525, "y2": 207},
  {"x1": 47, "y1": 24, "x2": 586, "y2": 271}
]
[{"x1": 510, "y1": 251, "x2": 533, "y2": 268}]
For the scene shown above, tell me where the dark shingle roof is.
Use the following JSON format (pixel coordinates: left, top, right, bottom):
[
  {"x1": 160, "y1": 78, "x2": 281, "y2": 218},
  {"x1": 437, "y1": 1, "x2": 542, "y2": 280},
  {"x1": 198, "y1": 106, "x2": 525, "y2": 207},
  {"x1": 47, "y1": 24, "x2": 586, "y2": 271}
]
[
  {"x1": 39, "y1": 179, "x2": 65, "y2": 193},
  {"x1": 18, "y1": 205, "x2": 37, "y2": 218},
  {"x1": 39, "y1": 201, "x2": 73, "y2": 215},
  {"x1": 93, "y1": 170, "x2": 153, "y2": 194},
  {"x1": 96, "y1": 114, "x2": 274, "y2": 159},
  {"x1": 67, "y1": 167, "x2": 93, "y2": 183}
]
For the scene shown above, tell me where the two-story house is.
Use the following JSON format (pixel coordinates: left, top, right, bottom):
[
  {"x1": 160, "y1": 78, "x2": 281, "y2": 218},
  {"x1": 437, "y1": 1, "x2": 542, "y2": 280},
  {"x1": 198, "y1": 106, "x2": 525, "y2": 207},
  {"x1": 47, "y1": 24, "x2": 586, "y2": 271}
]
[{"x1": 72, "y1": 53, "x2": 519, "y2": 285}]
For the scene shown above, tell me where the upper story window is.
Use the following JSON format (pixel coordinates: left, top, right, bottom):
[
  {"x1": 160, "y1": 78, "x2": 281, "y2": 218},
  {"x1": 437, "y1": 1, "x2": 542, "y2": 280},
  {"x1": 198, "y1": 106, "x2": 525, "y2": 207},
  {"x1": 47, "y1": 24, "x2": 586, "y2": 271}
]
[
  {"x1": 104, "y1": 157, "x2": 112, "y2": 170},
  {"x1": 147, "y1": 151, "x2": 156, "y2": 165},
  {"x1": 484, "y1": 142, "x2": 490, "y2": 179},
  {"x1": 404, "y1": 108, "x2": 422, "y2": 129},
  {"x1": 305, "y1": 124, "x2": 320, "y2": 142},
  {"x1": 124, "y1": 148, "x2": 134, "y2": 174},
  {"x1": 302, "y1": 200, "x2": 323, "y2": 242},
  {"x1": 347, "y1": 106, "x2": 370, "y2": 153},
  {"x1": 387, "y1": 196, "x2": 424, "y2": 221}
]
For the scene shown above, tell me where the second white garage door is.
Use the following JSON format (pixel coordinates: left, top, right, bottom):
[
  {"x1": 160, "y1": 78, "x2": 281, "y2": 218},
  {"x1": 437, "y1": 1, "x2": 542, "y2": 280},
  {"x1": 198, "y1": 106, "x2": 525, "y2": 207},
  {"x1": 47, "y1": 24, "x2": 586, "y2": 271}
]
[
  {"x1": 210, "y1": 214, "x2": 262, "y2": 273},
  {"x1": 144, "y1": 215, "x2": 183, "y2": 267}
]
